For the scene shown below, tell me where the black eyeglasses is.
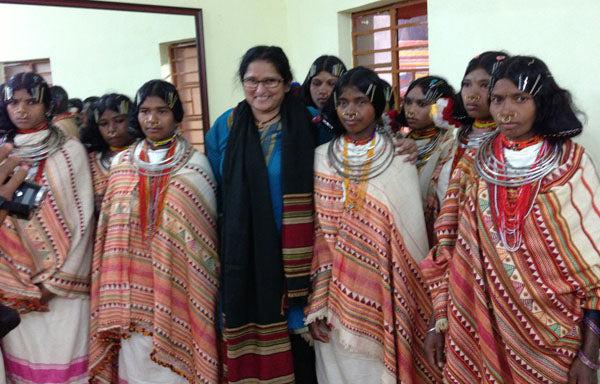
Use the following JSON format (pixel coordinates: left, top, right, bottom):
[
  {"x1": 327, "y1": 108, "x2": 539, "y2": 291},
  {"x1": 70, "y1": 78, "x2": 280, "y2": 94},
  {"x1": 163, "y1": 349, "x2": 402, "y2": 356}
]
[{"x1": 242, "y1": 77, "x2": 284, "y2": 90}]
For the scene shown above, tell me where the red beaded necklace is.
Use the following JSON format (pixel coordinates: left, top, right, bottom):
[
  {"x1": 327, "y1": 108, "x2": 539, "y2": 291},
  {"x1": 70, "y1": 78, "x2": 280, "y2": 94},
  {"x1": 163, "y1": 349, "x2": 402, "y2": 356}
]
[
  {"x1": 138, "y1": 140, "x2": 177, "y2": 240},
  {"x1": 489, "y1": 133, "x2": 546, "y2": 250},
  {"x1": 16, "y1": 121, "x2": 48, "y2": 135}
]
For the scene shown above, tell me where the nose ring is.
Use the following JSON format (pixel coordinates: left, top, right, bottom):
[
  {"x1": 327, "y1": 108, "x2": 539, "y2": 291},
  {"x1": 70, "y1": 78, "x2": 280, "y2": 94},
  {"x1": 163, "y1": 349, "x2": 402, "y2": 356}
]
[
  {"x1": 498, "y1": 112, "x2": 517, "y2": 124},
  {"x1": 466, "y1": 95, "x2": 480, "y2": 102},
  {"x1": 344, "y1": 112, "x2": 357, "y2": 120}
]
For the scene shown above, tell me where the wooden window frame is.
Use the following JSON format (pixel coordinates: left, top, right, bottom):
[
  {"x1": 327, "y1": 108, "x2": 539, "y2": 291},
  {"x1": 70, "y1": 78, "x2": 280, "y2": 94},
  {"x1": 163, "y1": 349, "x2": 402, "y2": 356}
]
[
  {"x1": 0, "y1": 0, "x2": 211, "y2": 133},
  {"x1": 352, "y1": 0, "x2": 429, "y2": 106}
]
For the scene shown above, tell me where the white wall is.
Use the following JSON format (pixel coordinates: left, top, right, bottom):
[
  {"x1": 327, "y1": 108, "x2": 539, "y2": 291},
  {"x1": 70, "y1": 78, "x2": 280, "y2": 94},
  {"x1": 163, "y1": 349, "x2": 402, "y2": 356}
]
[
  {"x1": 0, "y1": 4, "x2": 195, "y2": 100},
  {"x1": 428, "y1": 0, "x2": 600, "y2": 161}
]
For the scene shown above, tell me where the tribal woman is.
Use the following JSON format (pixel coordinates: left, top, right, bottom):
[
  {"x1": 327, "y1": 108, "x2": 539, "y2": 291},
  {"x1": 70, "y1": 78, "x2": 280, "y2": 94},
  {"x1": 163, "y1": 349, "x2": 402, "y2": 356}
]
[
  {"x1": 0, "y1": 72, "x2": 95, "y2": 383},
  {"x1": 80, "y1": 93, "x2": 142, "y2": 212},
  {"x1": 430, "y1": 52, "x2": 509, "y2": 215},
  {"x1": 397, "y1": 75, "x2": 457, "y2": 243},
  {"x1": 89, "y1": 80, "x2": 219, "y2": 383},
  {"x1": 305, "y1": 67, "x2": 438, "y2": 384},
  {"x1": 422, "y1": 56, "x2": 600, "y2": 384},
  {"x1": 300, "y1": 55, "x2": 347, "y2": 145}
]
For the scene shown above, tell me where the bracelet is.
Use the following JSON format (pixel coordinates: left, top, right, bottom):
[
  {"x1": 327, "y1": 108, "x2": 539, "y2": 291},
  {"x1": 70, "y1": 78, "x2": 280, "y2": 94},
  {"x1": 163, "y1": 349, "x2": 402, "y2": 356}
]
[
  {"x1": 578, "y1": 350, "x2": 600, "y2": 370},
  {"x1": 584, "y1": 317, "x2": 600, "y2": 337},
  {"x1": 427, "y1": 327, "x2": 437, "y2": 333}
]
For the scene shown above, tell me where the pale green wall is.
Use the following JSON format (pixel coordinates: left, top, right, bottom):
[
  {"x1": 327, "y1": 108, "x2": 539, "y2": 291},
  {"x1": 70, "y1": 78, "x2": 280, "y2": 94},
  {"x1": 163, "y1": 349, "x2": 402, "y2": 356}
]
[
  {"x1": 3, "y1": 0, "x2": 599, "y2": 162},
  {"x1": 94, "y1": 0, "x2": 288, "y2": 123},
  {"x1": 0, "y1": 4, "x2": 195, "y2": 100}
]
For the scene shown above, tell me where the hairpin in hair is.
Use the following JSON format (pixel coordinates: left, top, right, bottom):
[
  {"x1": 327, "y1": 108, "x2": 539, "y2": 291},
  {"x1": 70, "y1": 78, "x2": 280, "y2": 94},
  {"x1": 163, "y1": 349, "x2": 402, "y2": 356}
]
[
  {"x1": 384, "y1": 85, "x2": 392, "y2": 103},
  {"x1": 424, "y1": 80, "x2": 445, "y2": 104},
  {"x1": 94, "y1": 109, "x2": 100, "y2": 123},
  {"x1": 365, "y1": 83, "x2": 377, "y2": 102},
  {"x1": 118, "y1": 99, "x2": 129, "y2": 115},
  {"x1": 167, "y1": 92, "x2": 177, "y2": 110},
  {"x1": 517, "y1": 73, "x2": 543, "y2": 96},
  {"x1": 333, "y1": 91, "x2": 338, "y2": 106},
  {"x1": 30, "y1": 85, "x2": 44, "y2": 104},
  {"x1": 527, "y1": 59, "x2": 536, "y2": 66},
  {"x1": 331, "y1": 63, "x2": 345, "y2": 78},
  {"x1": 308, "y1": 63, "x2": 318, "y2": 79},
  {"x1": 3, "y1": 86, "x2": 12, "y2": 101}
]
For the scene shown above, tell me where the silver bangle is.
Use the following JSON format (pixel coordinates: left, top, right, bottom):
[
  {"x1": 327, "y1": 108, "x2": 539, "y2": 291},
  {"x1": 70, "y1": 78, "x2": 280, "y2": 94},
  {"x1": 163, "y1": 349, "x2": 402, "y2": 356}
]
[{"x1": 428, "y1": 327, "x2": 437, "y2": 333}]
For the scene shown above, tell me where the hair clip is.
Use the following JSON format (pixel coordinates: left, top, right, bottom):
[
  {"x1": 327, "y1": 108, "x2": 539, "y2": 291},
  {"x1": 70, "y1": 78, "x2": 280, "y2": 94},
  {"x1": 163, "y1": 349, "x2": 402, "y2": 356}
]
[
  {"x1": 94, "y1": 109, "x2": 100, "y2": 123},
  {"x1": 3, "y1": 86, "x2": 13, "y2": 101},
  {"x1": 167, "y1": 92, "x2": 177, "y2": 109},
  {"x1": 366, "y1": 83, "x2": 376, "y2": 102},
  {"x1": 527, "y1": 59, "x2": 536, "y2": 66},
  {"x1": 32, "y1": 86, "x2": 44, "y2": 104},
  {"x1": 530, "y1": 74, "x2": 543, "y2": 96},
  {"x1": 497, "y1": 55, "x2": 506, "y2": 61},
  {"x1": 308, "y1": 63, "x2": 318, "y2": 79},
  {"x1": 135, "y1": 91, "x2": 143, "y2": 106},
  {"x1": 333, "y1": 91, "x2": 338, "y2": 106},
  {"x1": 331, "y1": 63, "x2": 345, "y2": 78},
  {"x1": 118, "y1": 99, "x2": 129, "y2": 115},
  {"x1": 384, "y1": 86, "x2": 392, "y2": 103}
]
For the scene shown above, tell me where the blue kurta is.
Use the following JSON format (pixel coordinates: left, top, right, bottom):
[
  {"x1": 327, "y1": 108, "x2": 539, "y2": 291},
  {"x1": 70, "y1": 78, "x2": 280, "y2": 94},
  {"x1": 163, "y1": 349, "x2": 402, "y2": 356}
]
[{"x1": 205, "y1": 108, "x2": 304, "y2": 331}]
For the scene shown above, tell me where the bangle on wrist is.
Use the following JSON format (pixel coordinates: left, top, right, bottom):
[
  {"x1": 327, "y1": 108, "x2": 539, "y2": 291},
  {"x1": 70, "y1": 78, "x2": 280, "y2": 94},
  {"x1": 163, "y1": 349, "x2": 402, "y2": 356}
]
[
  {"x1": 428, "y1": 327, "x2": 437, "y2": 333},
  {"x1": 578, "y1": 350, "x2": 600, "y2": 370},
  {"x1": 584, "y1": 317, "x2": 600, "y2": 337}
]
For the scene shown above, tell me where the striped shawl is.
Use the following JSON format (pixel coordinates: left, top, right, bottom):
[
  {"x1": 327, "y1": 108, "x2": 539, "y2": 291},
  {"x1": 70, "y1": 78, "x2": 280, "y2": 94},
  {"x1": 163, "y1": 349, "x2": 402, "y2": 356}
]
[
  {"x1": 89, "y1": 143, "x2": 220, "y2": 383},
  {"x1": 420, "y1": 140, "x2": 600, "y2": 383},
  {"x1": 0, "y1": 137, "x2": 94, "y2": 312},
  {"x1": 305, "y1": 143, "x2": 439, "y2": 384}
]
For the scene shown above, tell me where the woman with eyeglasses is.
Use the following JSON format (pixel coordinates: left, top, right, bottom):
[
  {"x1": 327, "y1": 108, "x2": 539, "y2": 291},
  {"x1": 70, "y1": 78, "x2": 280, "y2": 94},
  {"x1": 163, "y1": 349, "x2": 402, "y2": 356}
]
[{"x1": 205, "y1": 45, "x2": 316, "y2": 384}]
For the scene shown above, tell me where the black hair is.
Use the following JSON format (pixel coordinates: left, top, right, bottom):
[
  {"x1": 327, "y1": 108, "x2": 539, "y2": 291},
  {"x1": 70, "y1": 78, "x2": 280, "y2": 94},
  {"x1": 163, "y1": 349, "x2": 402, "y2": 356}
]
[
  {"x1": 83, "y1": 96, "x2": 99, "y2": 106},
  {"x1": 452, "y1": 51, "x2": 509, "y2": 124},
  {"x1": 491, "y1": 55, "x2": 583, "y2": 141},
  {"x1": 80, "y1": 93, "x2": 143, "y2": 153},
  {"x1": 238, "y1": 45, "x2": 293, "y2": 85},
  {"x1": 131, "y1": 80, "x2": 184, "y2": 132},
  {"x1": 0, "y1": 85, "x2": 10, "y2": 139},
  {"x1": 68, "y1": 98, "x2": 83, "y2": 113},
  {"x1": 300, "y1": 55, "x2": 347, "y2": 108},
  {"x1": 0, "y1": 72, "x2": 51, "y2": 140},
  {"x1": 50, "y1": 85, "x2": 69, "y2": 115},
  {"x1": 397, "y1": 75, "x2": 455, "y2": 126},
  {"x1": 322, "y1": 66, "x2": 392, "y2": 136}
]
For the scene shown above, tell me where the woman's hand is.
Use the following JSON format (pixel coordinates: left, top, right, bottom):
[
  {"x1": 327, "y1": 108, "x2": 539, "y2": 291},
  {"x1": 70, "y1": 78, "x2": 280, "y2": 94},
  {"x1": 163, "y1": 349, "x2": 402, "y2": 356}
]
[
  {"x1": 309, "y1": 318, "x2": 332, "y2": 343},
  {"x1": 424, "y1": 329, "x2": 445, "y2": 375},
  {"x1": 37, "y1": 284, "x2": 56, "y2": 305},
  {"x1": 568, "y1": 356, "x2": 598, "y2": 384},
  {"x1": 393, "y1": 137, "x2": 418, "y2": 163},
  {"x1": 0, "y1": 144, "x2": 28, "y2": 224}
]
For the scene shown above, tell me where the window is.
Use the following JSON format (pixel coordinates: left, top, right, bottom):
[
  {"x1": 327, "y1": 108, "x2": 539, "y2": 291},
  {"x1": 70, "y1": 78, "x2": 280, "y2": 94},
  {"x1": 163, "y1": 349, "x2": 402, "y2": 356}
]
[
  {"x1": 1, "y1": 59, "x2": 52, "y2": 85},
  {"x1": 168, "y1": 41, "x2": 204, "y2": 151},
  {"x1": 352, "y1": 1, "x2": 428, "y2": 107}
]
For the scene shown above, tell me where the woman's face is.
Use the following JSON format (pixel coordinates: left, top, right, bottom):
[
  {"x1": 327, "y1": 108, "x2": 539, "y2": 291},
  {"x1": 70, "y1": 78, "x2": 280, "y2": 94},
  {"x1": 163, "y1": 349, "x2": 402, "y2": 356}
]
[
  {"x1": 5, "y1": 89, "x2": 47, "y2": 130},
  {"x1": 403, "y1": 86, "x2": 434, "y2": 131},
  {"x1": 461, "y1": 68, "x2": 492, "y2": 120},
  {"x1": 98, "y1": 109, "x2": 133, "y2": 148},
  {"x1": 138, "y1": 96, "x2": 177, "y2": 142},
  {"x1": 489, "y1": 79, "x2": 537, "y2": 141},
  {"x1": 310, "y1": 70, "x2": 338, "y2": 110},
  {"x1": 242, "y1": 60, "x2": 289, "y2": 115},
  {"x1": 336, "y1": 85, "x2": 376, "y2": 139}
]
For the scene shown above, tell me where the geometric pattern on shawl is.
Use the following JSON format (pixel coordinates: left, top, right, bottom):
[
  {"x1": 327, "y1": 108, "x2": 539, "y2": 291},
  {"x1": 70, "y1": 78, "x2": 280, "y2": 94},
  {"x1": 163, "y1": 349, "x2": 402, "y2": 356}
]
[
  {"x1": 88, "y1": 151, "x2": 110, "y2": 213},
  {"x1": 305, "y1": 144, "x2": 439, "y2": 384},
  {"x1": 0, "y1": 138, "x2": 94, "y2": 313},
  {"x1": 421, "y1": 128, "x2": 456, "y2": 245},
  {"x1": 420, "y1": 140, "x2": 600, "y2": 383},
  {"x1": 89, "y1": 144, "x2": 219, "y2": 383}
]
